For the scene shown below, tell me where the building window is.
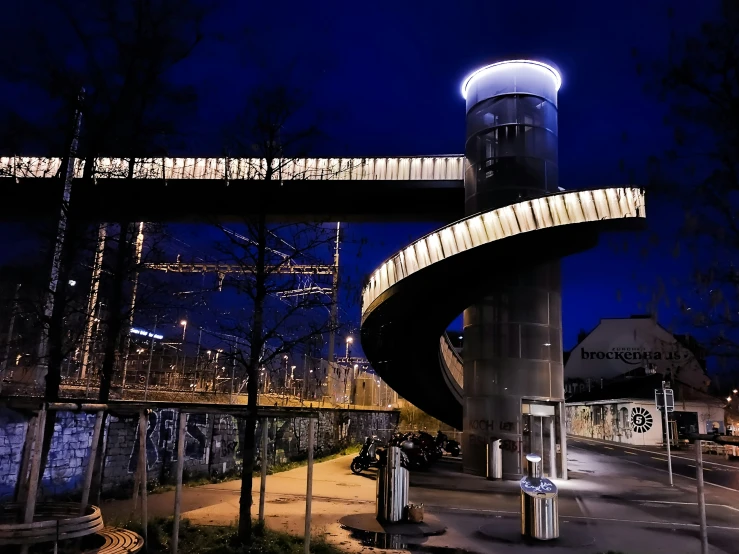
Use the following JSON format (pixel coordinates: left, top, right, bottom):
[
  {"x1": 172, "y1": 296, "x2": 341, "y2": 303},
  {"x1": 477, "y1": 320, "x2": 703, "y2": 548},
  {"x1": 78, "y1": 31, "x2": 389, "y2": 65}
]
[
  {"x1": 593, "y1": 406, "x2": 604, "y2": 425},
  {"x1": 620, "y1": 407, "x2": 629, "y2": 429}
]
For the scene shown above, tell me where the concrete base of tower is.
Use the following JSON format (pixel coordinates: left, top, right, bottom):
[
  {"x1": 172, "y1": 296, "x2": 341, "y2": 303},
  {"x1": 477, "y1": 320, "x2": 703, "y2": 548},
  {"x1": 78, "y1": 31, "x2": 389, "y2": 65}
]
[{"x1": 461, "y1": 262, "x2": 567, "y2": 479}]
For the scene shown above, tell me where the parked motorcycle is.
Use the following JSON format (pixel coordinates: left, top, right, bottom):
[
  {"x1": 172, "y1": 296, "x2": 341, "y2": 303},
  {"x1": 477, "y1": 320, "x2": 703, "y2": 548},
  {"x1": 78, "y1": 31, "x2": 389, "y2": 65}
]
[
  {"x1": 351, "y1": 435, "x2": 384, "y2": 474},
  {"x1": 389, "y1": 431, "x2": 432, "y2": 470},
  {"x1": 436, "y1": 430, "x2": 461, "y2": 457}
]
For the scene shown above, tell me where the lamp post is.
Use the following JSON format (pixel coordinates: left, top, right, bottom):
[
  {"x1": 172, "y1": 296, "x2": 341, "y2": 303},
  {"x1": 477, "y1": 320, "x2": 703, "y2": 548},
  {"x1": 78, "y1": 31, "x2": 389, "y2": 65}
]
[
  {"x1": 180, "y1": 320, "x2": 187, "y2": 380},
  {"x1": 283, "y1": 355, "x2": 289, "y2": 395},
  {"x1": 344, "y1": 337, "x2": 353, "y2": 404},
  {"x1": 193, "y1": 327, "x2": 202, "y2": 398},
  {"x1": 352, "y1": 363, "x2": 359, "y2": 404}
]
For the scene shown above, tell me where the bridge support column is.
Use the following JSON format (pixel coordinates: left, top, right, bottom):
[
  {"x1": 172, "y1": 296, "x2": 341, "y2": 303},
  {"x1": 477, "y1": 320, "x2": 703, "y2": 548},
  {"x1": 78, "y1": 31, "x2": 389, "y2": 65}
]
[{"x1": 462, "y1": 263, "x2": 564, "y2": 479}]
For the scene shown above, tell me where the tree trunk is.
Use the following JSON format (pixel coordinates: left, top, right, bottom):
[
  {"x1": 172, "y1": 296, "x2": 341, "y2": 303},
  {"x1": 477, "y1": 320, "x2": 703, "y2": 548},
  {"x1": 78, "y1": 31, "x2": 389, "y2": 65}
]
[
  {"x1": 37, "y1": 174, "x2": 85, "y2": 494},
  {"x1": 237, "y1": 213, "x2": 267, "y2": 543},
  {"x1": 99, "y1": 222, "x2": 131, "y2": 403},
  {"x1": 88, "y1": 222, "x2": 129, "y2": 501}
]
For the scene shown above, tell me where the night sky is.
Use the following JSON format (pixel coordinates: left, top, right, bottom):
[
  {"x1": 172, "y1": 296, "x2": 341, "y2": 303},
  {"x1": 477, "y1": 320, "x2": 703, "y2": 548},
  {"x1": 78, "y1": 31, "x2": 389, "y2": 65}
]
[{"x1": 0, "y1": 1, "x2": 720, "y2": 357}]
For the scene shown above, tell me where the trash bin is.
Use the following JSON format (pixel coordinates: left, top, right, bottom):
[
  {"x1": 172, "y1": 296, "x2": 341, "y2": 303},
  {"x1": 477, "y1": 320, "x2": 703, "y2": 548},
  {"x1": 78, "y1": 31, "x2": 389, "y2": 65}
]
[
  {"x1": 487, "y1": 439, "x2": 502, "y2": 480},
  {"x1": 520, "y1": 453, "x2": 559, "y2": 540},
  {"x1": 377, "y1": 446, "x2": 409, "y2": 522}
]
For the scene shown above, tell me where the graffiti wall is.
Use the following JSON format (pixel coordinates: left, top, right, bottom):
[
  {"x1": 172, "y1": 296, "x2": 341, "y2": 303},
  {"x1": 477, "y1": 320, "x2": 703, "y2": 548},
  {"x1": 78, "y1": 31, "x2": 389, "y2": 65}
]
[
  {"x1": 566, "y1": 400, "x2": 724, "y2": 446},
  {"x1": 0, "y1": 407, "x2": 398, "y2": 500}
]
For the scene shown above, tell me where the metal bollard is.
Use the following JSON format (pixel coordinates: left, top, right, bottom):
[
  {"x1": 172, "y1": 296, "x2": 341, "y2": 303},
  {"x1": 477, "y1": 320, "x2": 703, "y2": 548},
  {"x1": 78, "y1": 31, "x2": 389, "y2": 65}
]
[
  {"x1": 375, "y1": 449, "x2": 388, "y2": 519},
  {"x1": 487, "y1": 439, "x2": 502, "y2": 480},
  {"x1": 520, "y1": 453, "x2": 559, "y2": 540}
]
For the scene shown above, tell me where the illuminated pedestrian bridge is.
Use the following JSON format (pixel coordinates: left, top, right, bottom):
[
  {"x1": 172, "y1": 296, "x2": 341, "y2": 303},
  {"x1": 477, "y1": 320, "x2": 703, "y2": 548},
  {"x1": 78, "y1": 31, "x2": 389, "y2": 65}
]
[{"x1": 360, "y1": 59, "x2": 647, "y2": 479}]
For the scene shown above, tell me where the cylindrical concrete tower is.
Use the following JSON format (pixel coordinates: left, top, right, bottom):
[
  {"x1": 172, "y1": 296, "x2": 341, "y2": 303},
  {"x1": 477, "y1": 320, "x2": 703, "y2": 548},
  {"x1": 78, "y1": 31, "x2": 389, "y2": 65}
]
[{"x1": 461, "y1": 60, "x2": 566, "y2": 479}]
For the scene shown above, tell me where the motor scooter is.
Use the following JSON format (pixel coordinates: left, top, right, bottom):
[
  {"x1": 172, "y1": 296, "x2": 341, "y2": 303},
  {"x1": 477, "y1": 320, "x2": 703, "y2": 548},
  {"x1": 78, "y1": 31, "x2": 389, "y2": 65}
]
[{"x1": 351, "y1": 435, "x2": 384, "y2": 474}]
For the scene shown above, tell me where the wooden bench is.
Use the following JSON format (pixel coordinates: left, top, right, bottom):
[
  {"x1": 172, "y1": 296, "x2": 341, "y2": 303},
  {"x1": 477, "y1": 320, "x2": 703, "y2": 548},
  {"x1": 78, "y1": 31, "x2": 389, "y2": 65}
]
[
  {"x1": 0, "y1": 502, "x2": 104, "y2": 545},
  {"x1": 82, "y1": 527, "x2": 145, "y2": 554}
]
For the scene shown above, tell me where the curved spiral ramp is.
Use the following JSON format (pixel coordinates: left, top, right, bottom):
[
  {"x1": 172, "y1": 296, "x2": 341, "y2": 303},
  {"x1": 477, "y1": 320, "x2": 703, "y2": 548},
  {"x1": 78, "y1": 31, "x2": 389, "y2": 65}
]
[{"x1": 360, "y1": 187, "x2": 646, "y2": 429}]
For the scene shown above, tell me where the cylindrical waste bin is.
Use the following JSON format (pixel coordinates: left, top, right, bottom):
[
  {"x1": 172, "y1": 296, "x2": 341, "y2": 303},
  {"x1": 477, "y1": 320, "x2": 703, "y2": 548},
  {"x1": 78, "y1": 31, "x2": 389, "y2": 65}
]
[
  {"x1": 520, "y1": 453, "x2": 559, "y2": 540},
  {"x1": 487, "y1": 439, "x2": 502, "y2": 480},
  {"x1": 376, "y1": 446, "x2": 409, "y2": 522}
]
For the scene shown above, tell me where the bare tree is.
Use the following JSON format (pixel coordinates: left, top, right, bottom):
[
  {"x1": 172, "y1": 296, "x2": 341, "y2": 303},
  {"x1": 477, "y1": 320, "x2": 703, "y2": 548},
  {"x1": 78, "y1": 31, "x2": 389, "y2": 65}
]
[
  {"x1": 634, "y1": 2, "x2": 739, "y2": 387},
  {"x1": 211, "y1": 84, "x2": 339, "y2": 543},
  {"x1": 0, "y1": 0, "x2": 222, "y2": 505}
]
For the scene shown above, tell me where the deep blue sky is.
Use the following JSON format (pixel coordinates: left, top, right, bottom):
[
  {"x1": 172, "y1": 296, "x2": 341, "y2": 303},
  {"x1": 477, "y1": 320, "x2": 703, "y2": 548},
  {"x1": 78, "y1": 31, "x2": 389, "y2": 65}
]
[{"x1": 0, "y1": 0, "x2": 719, "y2": 355}]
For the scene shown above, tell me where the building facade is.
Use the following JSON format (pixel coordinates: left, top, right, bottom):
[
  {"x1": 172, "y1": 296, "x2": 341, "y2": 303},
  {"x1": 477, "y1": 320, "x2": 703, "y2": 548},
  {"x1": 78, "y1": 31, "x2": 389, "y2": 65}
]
[
  {"x1": 564, "y1": 315, "x2": 710, "y2": 394},
  {"x1": 566, "y1": 396, "x2": 724, "y2": 446}
]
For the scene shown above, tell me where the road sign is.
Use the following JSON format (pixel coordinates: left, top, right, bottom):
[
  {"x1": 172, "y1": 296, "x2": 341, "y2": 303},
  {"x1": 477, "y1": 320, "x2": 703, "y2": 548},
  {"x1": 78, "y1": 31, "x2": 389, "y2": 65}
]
[{"x1": 655, "y1": 388, "x2": 674, "y2": 412}]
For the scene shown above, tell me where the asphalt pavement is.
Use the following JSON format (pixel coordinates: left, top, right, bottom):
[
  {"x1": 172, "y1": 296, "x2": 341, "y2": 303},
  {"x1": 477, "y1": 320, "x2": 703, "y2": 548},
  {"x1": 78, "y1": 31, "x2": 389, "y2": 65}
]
[{"x1": 568, "y1": 435, "x2": 739, "y2": 492}]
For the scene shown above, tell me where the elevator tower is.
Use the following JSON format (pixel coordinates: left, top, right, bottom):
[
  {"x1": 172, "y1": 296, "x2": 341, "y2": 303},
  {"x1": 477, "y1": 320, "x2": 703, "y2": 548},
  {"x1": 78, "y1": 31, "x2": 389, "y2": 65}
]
[{"x1": 461, "y1": 60, "x2": 566, "y2": 479}]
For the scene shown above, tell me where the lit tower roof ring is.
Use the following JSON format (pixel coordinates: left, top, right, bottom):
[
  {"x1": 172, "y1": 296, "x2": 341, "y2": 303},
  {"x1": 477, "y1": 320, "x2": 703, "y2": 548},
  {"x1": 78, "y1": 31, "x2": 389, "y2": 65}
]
[{"x1": 461, "y1": 59, "x2": 562, "y2": 113}]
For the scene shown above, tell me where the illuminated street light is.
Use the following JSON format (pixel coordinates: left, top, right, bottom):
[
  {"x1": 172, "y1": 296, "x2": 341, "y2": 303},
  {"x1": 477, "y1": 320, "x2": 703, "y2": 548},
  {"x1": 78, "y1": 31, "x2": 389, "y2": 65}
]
[
  {"x1": 733, "y1": 389, "x2": 738, "y2": 394},
  {"x1": 728, "y1": 397, "x2": 732, "y2": 402}
]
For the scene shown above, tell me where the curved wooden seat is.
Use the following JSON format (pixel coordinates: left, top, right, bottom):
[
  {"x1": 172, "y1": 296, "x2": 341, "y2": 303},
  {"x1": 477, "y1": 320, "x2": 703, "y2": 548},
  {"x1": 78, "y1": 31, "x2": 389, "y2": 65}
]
[
  {"x1": 82, "y1": 527, "x2": 145, "y2": 554},
  {"x1": 0, "y1": 502, "x2": 104, "y2": 545}
]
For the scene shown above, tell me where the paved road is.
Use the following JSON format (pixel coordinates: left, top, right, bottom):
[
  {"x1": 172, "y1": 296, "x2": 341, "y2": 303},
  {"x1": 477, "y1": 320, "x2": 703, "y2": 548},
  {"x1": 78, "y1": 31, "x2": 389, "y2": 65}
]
[{"x1": 569, "y1": 435, "x2": 739, "y2": 493}]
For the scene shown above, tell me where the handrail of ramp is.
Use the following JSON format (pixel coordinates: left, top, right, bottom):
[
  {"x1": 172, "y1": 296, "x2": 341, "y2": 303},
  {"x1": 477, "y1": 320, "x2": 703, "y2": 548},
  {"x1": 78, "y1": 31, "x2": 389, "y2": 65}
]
[
  {"x1": 439, "y1": 334, "x2": 464, "y2": 393},
  {"x1": 361, "y1": 187, "x2": 645, "y2": 316},
  {"x1": 0, "y1": 155, "x2": 465, "y2": 181}
]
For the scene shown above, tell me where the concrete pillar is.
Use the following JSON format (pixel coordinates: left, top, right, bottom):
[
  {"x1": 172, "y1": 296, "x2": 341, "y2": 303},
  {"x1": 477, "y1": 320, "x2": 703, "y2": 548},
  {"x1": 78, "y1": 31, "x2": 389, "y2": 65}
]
[{"x1": 460, "y1": 59, "x2": 565, "y2": 478}]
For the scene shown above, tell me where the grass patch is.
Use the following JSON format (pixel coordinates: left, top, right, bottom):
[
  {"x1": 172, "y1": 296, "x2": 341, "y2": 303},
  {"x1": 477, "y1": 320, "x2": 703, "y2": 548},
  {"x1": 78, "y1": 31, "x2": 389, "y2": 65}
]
[{"x1": 124, "y1": 517, "x2": 344, "y2": 554}]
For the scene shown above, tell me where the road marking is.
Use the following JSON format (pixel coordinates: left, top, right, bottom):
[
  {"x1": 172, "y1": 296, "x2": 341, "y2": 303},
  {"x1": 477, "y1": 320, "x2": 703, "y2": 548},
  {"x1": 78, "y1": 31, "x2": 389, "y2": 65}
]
[
  {"x1": 638, "y1": 500, "x2": 739, "y2": 513},
  {"x1": 625, "y1": 459, "x2": 739, "y2": 493},
  {"x1": 570, "y1": 436, "x2": 739, "y2": 470},
  {"x1": 603, "y1": 446, "x2": 614, "y2": 450},
  {"x1": 425, "y1": 505, "x2": 739, "y2": 531},
  {"x1": 651, "y1": 456, "x2": 663, "y2": 461},
  {"x1": 624, "y1": 450, "x2": 638, "y2": 455}
]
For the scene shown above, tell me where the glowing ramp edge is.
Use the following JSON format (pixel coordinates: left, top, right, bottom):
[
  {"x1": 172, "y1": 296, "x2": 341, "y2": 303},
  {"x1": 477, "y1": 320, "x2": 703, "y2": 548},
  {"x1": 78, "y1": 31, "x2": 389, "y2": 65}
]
[{"x1": 362, "y1": 187, "x2": 645, "y2": 316}]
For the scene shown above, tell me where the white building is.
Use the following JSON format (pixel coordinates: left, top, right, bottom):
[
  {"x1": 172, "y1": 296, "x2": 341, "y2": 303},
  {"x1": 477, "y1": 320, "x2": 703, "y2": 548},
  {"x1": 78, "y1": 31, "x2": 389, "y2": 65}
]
[
  {"x1": 566, "y1": 392, "x2": 725, "y2": 446},
  {"x1": 564, "y1": 315, "x2": 710, "y2": 393},
  {"x1": 564, "y1": 316, "x2": 725, "y2": 445}
]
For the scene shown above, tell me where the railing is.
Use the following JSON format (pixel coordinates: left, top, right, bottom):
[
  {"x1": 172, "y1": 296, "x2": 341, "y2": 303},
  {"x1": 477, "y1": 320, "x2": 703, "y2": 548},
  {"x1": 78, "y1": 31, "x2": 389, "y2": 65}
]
[
  {"x1": 439, "y1": 334, "x2": 463, "y2": 390},
  {"x1": 362, "y1": 187, "x2": 646, "y2": 314},
  {"x1": 144, "y1": 262, "x2": 333, "y2": 274},
  {"x1": 0, "y1": 155, "x2": 465, "y2": 181}
]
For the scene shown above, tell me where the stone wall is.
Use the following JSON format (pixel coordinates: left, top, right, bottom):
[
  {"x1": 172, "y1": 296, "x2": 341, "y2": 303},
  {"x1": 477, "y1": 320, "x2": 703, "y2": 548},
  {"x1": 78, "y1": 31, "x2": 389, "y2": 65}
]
[{"x1": 0, "y1": 407, "x2": 398, "y2": 500}]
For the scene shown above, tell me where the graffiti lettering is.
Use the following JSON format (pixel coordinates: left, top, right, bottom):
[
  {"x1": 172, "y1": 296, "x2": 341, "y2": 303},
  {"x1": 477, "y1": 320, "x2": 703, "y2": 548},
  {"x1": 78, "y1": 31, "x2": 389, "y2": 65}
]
[
  {"x1": 221, "y1": 440, "x2": 238, "y2": 457},
  {"x1": 158, "y1": 409, "x2": 176, "y2": 453},
  {"x1": 499, "y1": 421, "x2": 515, "y2": 431},
  {"x1": 469, "y1": 420, "x2": 495, "y2": 431},
  {"x1": 128, "y1": 411, "x2": 158, "y2": 473},
  {"x1": 500, "y1": 439, "x2": 518, "y2": 452},
  {"x1": 185, "y1": 414, "x2": 208, "y2": 461}
]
